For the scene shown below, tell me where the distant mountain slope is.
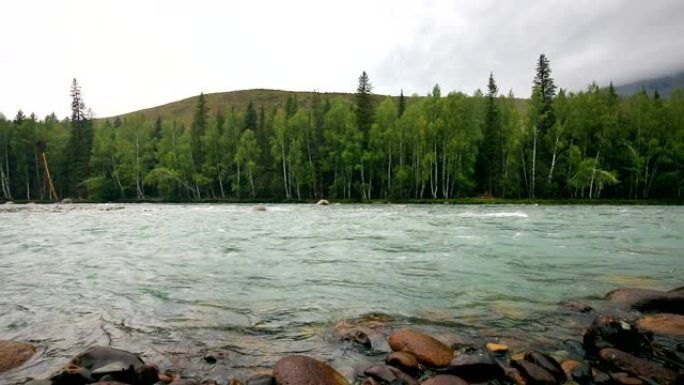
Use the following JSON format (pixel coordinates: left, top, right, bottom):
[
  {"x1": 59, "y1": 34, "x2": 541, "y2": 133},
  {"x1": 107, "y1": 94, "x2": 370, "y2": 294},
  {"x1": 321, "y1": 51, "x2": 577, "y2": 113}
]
[
  {"x1": 615, "y1": 71, "x2": 684, "y2": 98},
  {"x1": 105, "y1": 88, "x2": 529, "y2": 125},
  {"x1": 107, "y1": 89, "x2": 362, "y2": 126}
]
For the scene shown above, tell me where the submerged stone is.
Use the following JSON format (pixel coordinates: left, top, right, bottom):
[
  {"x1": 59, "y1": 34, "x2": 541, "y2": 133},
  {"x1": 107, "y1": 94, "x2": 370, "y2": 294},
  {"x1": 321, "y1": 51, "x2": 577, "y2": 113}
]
[
  {"x1": 386, "y1": 351, "x2": 420, "y2": 374},
  {"x1": 388, "y1": 329, "x2": 453, "y2": 368},
  {"x1": 605, "y1": 288, "x2": 684, "y2": 314},
  {"x1": 0, "y1": 340, "x2": 37, "y2": 373},
  {"x1": 364, "y1": 365, "x2": 418, "y2": 385},
  {"x1": 523, "y1": 351, "x2": 565, "y2": 383},
  {"x1": 420, "y1": 374, "x2": 468, "y2": 385},
  {"x1": 510, "y1": 359, "x2": 556, "y2": 385},
  {"x1": 637, "y1": 313, "x2": 684, "y2": 337},
  {"x1": 274, "y1": 355, "x2": 349, "y2": 385},
  {"x1": 598, "y1": 348, "x2": 678, "y2": 385}
]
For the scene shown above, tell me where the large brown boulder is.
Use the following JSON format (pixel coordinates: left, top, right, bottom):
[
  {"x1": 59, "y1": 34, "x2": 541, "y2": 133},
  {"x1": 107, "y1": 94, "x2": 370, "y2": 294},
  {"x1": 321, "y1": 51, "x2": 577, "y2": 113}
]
[
  {"x1": 0, "y1": 340, "x2": 37, "y2": 372},
  {"x1": 388, "y1": 330, "x2": 453, "y2": 368},
  {"x1": 510, "y1": 360, "x2": 556, "y2": 385},
  {"x1": 637, "y1": 313, "x2": 684, "y2": 337},
  {"x1": 446, "y1": 349, "x2": 503, "y2": 383},
  {"x1": 598, "y1": 348, "x2": 678, "y2": 385},
  {"x1": 274, "y1": 355, "x2": 349, "y2": 385},
  {"x1": 421, "y1": 374, "x2": 468, "y2": 385},
  {"x1": 605, "y1": 288, "x2": 684, "y2": 314}
]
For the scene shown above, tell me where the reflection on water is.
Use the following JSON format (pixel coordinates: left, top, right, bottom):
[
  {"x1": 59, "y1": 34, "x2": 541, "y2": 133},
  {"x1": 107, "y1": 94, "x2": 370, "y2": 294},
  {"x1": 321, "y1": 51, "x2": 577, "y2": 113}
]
[{"x1": 0, "y1": 204, "x2": 682, "y2": 383}]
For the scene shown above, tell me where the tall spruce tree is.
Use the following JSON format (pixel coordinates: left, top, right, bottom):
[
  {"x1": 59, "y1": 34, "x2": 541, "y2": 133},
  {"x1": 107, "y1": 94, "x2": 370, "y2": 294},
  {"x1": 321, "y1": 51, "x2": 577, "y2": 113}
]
[
  {"x1": 476, "y1": 73, "x2": 501, "y2": 196},
  {"x1": 191, "y1": 92, "x2": 209, "y2": 170},
  {"x1": 356, "y1": 71, "x2": 375, "y2": 143},
  {"x1": 529, "y1": 54, "x2": 557, "y2": 198},
  {"x1": 398, "y1": 89, "x2": 406, "y2": 117},
  {"x1": 63, "y1": 78, "x2": 92, "y2": 198}
]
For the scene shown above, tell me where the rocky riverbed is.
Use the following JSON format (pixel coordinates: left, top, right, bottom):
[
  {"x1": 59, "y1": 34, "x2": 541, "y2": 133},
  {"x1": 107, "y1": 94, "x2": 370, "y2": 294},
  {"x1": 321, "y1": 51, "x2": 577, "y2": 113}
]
[{"x1": 1, "y1": 285, "x2": 683, "y2": 385}]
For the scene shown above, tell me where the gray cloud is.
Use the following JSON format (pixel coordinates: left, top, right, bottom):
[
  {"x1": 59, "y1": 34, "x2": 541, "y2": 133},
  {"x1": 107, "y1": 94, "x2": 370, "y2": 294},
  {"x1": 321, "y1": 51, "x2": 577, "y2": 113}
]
[{"x1": 373, "y1": 0, "x2": 684, "y2": 97}]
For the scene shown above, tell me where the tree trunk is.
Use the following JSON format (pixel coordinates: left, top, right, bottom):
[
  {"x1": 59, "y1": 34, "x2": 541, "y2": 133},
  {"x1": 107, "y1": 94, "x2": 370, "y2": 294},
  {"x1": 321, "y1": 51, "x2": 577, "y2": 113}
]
[{"x1": 531, "y1": 125, "x2": 537, "y2": 198}]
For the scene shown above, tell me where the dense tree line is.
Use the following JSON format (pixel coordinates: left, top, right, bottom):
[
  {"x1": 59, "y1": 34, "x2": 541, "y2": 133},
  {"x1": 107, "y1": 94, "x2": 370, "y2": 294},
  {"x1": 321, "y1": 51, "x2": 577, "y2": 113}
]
[{"x1": 2, "y1": 57, "x2": 684, "y2": 202}]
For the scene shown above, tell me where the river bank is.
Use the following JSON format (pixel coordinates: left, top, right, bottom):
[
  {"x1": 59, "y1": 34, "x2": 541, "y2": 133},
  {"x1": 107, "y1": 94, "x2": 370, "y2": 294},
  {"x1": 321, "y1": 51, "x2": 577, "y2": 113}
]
[{"x1": 2, "y1": 285, "x2": 683, "y2": 385}]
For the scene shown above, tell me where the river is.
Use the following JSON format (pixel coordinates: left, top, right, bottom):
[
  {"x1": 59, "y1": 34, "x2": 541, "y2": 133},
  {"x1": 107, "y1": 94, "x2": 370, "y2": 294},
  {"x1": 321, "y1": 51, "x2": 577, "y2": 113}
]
[{"x1": 0, "y1": 204, "x2": 682, "y2": 383}]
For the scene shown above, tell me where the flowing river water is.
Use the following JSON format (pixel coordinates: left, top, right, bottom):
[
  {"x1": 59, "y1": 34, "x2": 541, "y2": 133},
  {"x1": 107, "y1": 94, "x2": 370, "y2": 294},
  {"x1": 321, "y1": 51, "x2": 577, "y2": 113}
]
[{"x1": 0, "y1": 203, "x2": 682, "y2": 384}]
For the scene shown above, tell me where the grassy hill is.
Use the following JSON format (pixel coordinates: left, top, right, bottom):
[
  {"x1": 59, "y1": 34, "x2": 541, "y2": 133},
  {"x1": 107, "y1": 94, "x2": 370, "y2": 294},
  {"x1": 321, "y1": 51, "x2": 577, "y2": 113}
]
[{"x1": 105, "y1": 88, "x2": 529, "y2": 125}]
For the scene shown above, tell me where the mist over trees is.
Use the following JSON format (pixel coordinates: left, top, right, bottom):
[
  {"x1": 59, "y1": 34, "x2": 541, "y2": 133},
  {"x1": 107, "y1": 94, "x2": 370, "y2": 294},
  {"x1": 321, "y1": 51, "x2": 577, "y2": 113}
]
[{"x1": 2, "y1": 55, "x2": 684, "y2": 202}]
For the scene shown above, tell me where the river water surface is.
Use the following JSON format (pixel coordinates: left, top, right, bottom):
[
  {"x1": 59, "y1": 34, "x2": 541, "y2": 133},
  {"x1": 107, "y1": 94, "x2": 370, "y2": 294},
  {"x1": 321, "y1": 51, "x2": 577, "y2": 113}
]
[{"x1": 0, "y1": 204, "x2": 682, "y2": 383}]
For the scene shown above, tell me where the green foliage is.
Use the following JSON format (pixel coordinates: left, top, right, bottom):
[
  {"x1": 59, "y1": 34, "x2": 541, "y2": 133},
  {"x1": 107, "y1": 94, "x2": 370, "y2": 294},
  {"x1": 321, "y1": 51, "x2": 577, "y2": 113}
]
[{"x1": 3, "y1": 61, "x2": 684, "y2": 203}]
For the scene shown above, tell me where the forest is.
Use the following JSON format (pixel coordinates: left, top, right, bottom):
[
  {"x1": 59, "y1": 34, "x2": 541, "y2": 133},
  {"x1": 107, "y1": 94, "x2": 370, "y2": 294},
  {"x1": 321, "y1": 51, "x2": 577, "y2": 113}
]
[{"x1": 1, "y1": 55, "x2": 683, "y2": 202}]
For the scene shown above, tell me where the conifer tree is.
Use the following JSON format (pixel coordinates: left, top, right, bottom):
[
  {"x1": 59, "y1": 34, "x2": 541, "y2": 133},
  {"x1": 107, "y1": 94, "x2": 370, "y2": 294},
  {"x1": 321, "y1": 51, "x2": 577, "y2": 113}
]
[
  {"x1": 191, "y1": 93, "x2": 209, "y2": 170},
  {"x1": 356, "y1": 71, "x2": 375, "y2": 143}
]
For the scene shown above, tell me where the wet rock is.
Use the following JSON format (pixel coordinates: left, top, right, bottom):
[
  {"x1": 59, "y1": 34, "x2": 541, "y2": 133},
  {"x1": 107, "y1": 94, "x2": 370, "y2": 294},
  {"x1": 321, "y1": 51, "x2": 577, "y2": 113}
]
[
  {"x1": 598, "y1": 348, "x2": 678, "y2": 385},
  {"x1": 245, "y1": 373, "x2": 275, "y2": 385},
  {"x1": 524, "y1": 351, "x2": 565, "y2": 384},
  {"x1": 388, "y1": 329, "x2": 453, "y2": 368},
  {"x1": 485, "y1": 343, "x2": 509, "y2": 353},
  {"x1": 253, "y1": 205, "x2": 267, "y2": 211},
  {"x1": 343, "y1": 329, "x2": 372, "y2": 349},
  {"x1": 0, "y1": 340, "x2": 37, "y2": 373},
  {"x1": 229, "y1": 379, "x2": 244, "y2": 385},
  {"x1": 561, "y1": 300, "x2": 594, "y2": 313},
  {"x1": 446, "y1": 349, "x2": 503, "y2": 383},
  {"x1": 561, "y1": 359, "x2": 582, "y2": 379},
  {"x1": 274, "y1": 355, "x2": 349, "y2": 385},
  {"x1": 510, "y1": 360, "x2": 556, "y2": 385},
  {"x1": 361, "y1": 378, "x2": 380, "y2": 385},
  {"x1": 386, "y1": 352, "x2": 420, "y2": 374},
  {"x1": 25, "y1": 380, "x2": 52, "y2": 385},
  {"x1": 420, "y1": 374, "x2": 468, "y2": 385},
  {"x1": 316, "y1": 199, "x2": 330, "y2": 205},
  {"x1": 169, "y1": 379, "x2": 199, "y2": 385},
  {"x1": 593, "y1": 372, "x2": 612, "y2": 385},
  {"x1": 50, "y1": 346, "x2": 157, "y2": 385},
  {"x1": 637, "y1": 313, "x2": 684, "y2": 337},
  {"x1": 61, "y1": 198, "x2": 73, "y2": 204},
  {"x1": 562, "y1": 339, "x2": 587, "y2": 360},
  {"x1": 364, "y1": 365, "x2": 418, "y2": 385},
  {"x1": 611, "y1": 373, "x2": 643, "y2": 385},
  {"x1": 605, "y1": 288, "x2": 684, "y2": 314},
  {"x1": 570, "y1": 364, "x2": 594, "y2": 385},
  {"x1": 202, "y1": 351, "x2": 226, "y2": 364},
  {"x1": 583, "y1": 315, "x2": 652, "y2": 356}
]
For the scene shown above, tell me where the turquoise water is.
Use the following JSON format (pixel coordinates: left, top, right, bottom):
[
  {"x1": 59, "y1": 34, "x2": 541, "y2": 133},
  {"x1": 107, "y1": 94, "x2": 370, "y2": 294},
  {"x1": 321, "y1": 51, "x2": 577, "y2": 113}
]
[{"x1": 0, "y1": 204, "x2": 682, "y2": 383}]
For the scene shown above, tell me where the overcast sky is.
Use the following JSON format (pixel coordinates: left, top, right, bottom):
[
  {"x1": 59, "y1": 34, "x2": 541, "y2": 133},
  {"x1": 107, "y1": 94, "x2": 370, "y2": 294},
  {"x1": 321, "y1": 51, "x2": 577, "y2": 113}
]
[{"x1": 2, "y1": 0, "x2": 684, "y2": 119}]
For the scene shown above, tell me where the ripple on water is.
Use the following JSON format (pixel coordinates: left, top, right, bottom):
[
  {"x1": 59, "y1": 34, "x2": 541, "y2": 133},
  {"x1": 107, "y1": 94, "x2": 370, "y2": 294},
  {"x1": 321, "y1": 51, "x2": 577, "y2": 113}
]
[{"x1": 1, "y1": 204, "x2": 683, "y2": 383}]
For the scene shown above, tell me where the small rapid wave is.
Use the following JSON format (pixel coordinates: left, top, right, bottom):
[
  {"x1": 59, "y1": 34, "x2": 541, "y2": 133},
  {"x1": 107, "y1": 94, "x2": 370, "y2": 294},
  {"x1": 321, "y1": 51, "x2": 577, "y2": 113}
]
[{"x1": 458, "y1": 211, "x2": 528, "y2": 218}]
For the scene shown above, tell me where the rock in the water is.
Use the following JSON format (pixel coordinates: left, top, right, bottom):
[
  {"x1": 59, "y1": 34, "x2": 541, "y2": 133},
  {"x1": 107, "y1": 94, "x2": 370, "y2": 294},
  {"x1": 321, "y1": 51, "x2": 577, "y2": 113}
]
[
  {"x1": 510, "y1": 359, "x2": 557, "y2": 385},
  {"x1": 364, "y1": 365, "x2": 418, "y2": 385},
  {"x1": 598, "y1": 348, "x2": 678, "y2": 385},
  {"x1": 388, "y1": 329, "x2": 453, "y2": 368},
  {"x1": 605, "y1": 288, "x2": 684, "y2": 314},
  {"x1": 485, "y1": 343, "x2": 509, "y2": 353},
  {"x1": 253, "y1": 205, "x2": 267, "y2": 211},
  {"x1": 420, "y1": 374, "x2": 468, "y2": 385},
  {"x1": 561, "y1": 359, "x2": 582, "y2": 379},
  {"x1": 245, "y1": 373, "x2": 274, "y2": 385},
  {"x1": 229, "y1": 379, "x2": 245, "y2": 385},
  {"x1": 274, "y1": 355, "x2": 349, "y2": 385},
  {"x1": 169, "y1": 379, "x2": 200, "y2": 385},
  {"x1": 583, "y1": 315, "x2": 652, "y2": 356},
  {"x1": 386, "y1": 351, "x2": 420, "y2": 374},
  {"x1": 562, "y1": 339, "x2": 587, "y2": 360},
  {"x1": 50, "y1": 346, "x2": 156, "y2": 385},
  {"x1": 316, "y1": 199, "x2": 330, "y2": 205},
  {"x1": 61, "y1": 198, "x2": 73, "y2": 204},
  {"x1": 637, "y1": 313, "x2": 684, "y2": 337},
  {"x1": 523, "y1": 351, "x2": 565, "y2": 384},
  {"x1": 0, "y1": 340, "x2": 36, "y2": 373},
  {"x1": 446, "y1": 349, "x2": 503, "y2": 383},
  {"x1": 570, "y1": 364, "x2": 594, "y2": 385}
]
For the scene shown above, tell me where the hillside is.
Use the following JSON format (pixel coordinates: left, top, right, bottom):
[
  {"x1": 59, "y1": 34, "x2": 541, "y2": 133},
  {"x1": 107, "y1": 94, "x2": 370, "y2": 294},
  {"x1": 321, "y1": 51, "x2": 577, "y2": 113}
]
[
  {"x1": 107, "y1": 89, "x2": 371, "y2": 126},
  {"x1": 105, "y1": 88, "x2": 529, "y2": 125},
  {"x1": 615, "y1": 71, "x2": 684, "y2": 98}
]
